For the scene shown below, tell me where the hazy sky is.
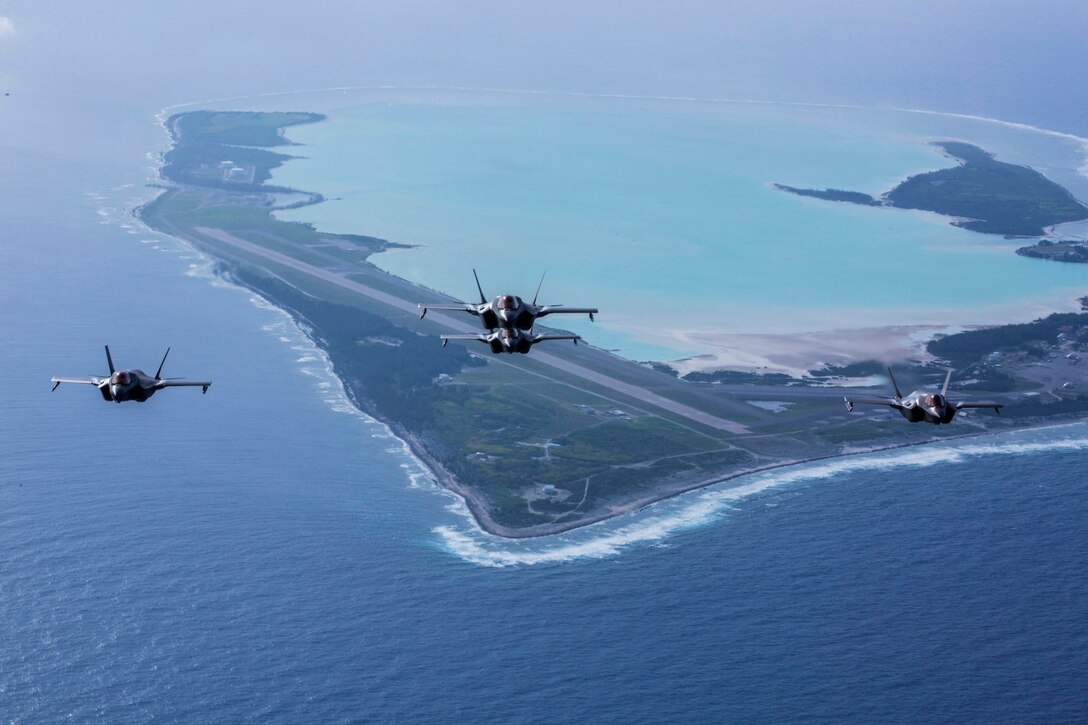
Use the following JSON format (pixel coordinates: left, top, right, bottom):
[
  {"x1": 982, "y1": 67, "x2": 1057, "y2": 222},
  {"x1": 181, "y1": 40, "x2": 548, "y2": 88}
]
[{"x1": 2, "y1": 2, "x2": 1087, "y2": 135}]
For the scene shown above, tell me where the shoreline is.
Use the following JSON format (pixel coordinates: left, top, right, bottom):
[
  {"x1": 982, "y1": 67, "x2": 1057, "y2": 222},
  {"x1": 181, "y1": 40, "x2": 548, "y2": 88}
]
[
  {"x1": 137, "y1": 106, "x2": 1088, "y2": 540},
  {"x1": 660, "y1": 289, "x2": 1088, "y2": 377},
  {"x1": 261, "y1": 92, "x2": 1088, "y2": 370},
  {"x1": 158, "y1": 85, "x2": 1088, "y2": 152},
  {"x1": 167, "y1": 242, "x2": 1088, "y2": 535},
  {"x1": 320, "y1": 311, "x2": 1088, "y2": 541},
  {"x1": 664, "y1": 325, "x2": 945, "y2": 379}
]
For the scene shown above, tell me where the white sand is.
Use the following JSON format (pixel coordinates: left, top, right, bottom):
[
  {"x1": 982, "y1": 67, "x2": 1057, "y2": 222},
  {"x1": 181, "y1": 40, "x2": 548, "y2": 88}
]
[{"x1": 666, "y1": 324, "x2": 954, "y2": 378}]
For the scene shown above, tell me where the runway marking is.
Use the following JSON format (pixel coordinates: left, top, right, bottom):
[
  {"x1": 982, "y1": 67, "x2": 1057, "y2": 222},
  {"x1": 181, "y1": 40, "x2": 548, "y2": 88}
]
[{"x1": 195, "y1": 227, "x2": 751, "y2": 434}]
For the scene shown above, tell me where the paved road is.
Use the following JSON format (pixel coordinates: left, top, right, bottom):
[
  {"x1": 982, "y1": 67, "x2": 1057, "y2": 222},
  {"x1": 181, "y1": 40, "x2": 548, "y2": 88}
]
[{"x1": 195, "y1": 227, "x2": 751, "y2": 434}]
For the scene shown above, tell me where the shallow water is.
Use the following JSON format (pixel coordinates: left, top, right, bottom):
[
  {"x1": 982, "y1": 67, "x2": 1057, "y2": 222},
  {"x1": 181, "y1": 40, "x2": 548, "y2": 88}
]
[{"x1": 262, "y1": 91, "x2": 1088, "y2": 360}]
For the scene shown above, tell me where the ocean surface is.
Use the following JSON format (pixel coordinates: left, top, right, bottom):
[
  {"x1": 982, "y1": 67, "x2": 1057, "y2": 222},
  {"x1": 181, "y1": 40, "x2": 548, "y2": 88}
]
[
  {"x1": 262, "y1": 90, "x2": 1088, "y2": 361},
  {"x1": 2, "y1": 89, "x2": 1088, "y2": 721}
]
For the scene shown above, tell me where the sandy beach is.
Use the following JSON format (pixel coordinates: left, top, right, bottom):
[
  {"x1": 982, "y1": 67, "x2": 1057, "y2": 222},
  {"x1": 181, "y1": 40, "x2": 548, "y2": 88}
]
[{"x1": 665, "y1": 324, "x2": 948, "y2": 378}]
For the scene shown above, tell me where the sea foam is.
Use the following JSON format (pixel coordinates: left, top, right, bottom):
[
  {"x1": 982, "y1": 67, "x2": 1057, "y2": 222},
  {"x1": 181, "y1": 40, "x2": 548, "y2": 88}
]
[
  {"x1": 435, "y1": 423, "x2": 1088, "y2": 568},
  {"x1": 124, "y1": 181, "x2": 424, "y2": 459}
]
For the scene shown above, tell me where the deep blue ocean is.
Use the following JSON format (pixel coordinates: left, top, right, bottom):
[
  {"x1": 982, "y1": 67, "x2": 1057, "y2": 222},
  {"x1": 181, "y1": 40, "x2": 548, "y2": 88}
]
[{"x1": 3, "y1": 93, "x2": 1088, "y2": 722}]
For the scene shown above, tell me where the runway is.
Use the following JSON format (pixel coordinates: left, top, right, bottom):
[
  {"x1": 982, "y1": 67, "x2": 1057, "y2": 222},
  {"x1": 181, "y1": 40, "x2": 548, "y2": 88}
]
[{"x1": 194, "y1": 227, "x2": 752, "y2": 434}]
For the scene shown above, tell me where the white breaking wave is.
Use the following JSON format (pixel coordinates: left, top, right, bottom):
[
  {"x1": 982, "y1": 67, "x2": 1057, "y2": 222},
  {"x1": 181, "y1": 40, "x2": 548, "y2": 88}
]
[
  {"x1": 177, "y1": 235, "x2": 442, "y2": 499},
  {"x1": 135, "y1": 88, "x2": 1088, "y2": 567},
  {"x1": 110, "y1": 182, "x2": 434, "y2": 487},
  {"x1": 436, "y1": 424, "x2": 1088, "y2": 568}
]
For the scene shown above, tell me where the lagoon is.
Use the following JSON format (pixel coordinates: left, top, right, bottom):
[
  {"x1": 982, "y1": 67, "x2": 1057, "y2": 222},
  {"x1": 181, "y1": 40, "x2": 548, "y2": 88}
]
[{"x1": 265, "y1": 90, "x2": 1088, "y2": 364}]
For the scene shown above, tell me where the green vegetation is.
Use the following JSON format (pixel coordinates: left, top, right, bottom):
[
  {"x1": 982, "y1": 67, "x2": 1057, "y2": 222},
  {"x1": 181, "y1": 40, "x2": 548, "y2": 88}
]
[
  {"x1": 776, "y1": 141, "x2": 1088, "y2": 237},
  {"x1": 773, "y1": 184, "x2": 881, "y2": 206},
  {"x1": 997, "y1": 393, "x2": 1088, "y2": 419},
  {"x1": 954, "y1": 368, "x2": 1020, "y2": 393},
  {"x1": 927, "y1": 312, "x2": 1088, "y2": 368},
  {"x1": 682, "y1": 369, "x2": 794, "y2": 385},
  {"x1": 230, "y1": 268, "x2": 737, "y2": 530},
  {"x1": 1017, "y1": 240, "x2": 1088, "y2": 263},
  {"x1": 143, "y1": 110, "x2": 758, "y2": 532},
  {"x1": 162, "y1": 111, "x2": 325, "y2": 191},
  {"x1": 170, "y1": 110, "x2": 322, "y2": 147},
  {"x1": 140, "y1": 109, "x2": 1088, "y2": 537},
  {"x1": 888, "y1": 142, "x2": 1088, "y2": 235},
  {"x1": 552, "y1": 419, "x2": 700, "y2": 463}
]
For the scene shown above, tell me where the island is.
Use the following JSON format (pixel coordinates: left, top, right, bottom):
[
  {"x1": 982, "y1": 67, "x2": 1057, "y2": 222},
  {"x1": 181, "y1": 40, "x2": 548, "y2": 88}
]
[
  {"x1": 777, "y1": 141, "x2": 1088, "y2": 237},
  {"x1": 139, "y1": 112, "x2": 1088, "y2": 538},
  {"x1": 1016, "y1": 239, "x2": 1088, "y2": 263},
  {"x1": 771, "y1": 185, "x2": 882, "y2": 206}
]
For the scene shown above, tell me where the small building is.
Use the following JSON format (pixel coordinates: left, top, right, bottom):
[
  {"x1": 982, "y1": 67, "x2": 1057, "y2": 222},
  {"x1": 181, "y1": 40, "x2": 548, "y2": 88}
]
[{"x1": 225, "y1": 165, "x2": 249, "y2": 183}]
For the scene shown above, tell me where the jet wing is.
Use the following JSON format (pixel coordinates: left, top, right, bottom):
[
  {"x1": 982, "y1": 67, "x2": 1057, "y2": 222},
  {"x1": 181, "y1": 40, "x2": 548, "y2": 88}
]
[
  {"x1": 440, "y1": 334, "x2": 485, "y2": 347},
  {"x1": 954, "y1": 400, "x2": 1003, "y2": 413},
  {"x1": 844, "y1": 396, "x2": 901, "y2": 412},
  {"x1": 418, "y1": 303, "x2": 475, "y2": 319},
  {"x1": 533, "y1": 334, "x2": 580, "y2": 345},
  {"x1": 158, "y1": 380, "x2": 212, "y2": 394},
  {"x1": 50, "y1": 376, "x2": 102, "y2": 391},
  {"x1": 537, "y1": 306, "x2": 598, "y2": 320}
]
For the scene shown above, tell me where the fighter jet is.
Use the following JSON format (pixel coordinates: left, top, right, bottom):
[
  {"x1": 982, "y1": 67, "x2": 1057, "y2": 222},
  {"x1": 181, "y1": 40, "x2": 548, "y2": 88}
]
[
  {"x1": 844, "y1": 367, "x2": 1002, "y2": 424},
  {"x1": 418, "y1": 270, "x2": 597, "y2": 331},
  {"x1": 441, "y1": 327, "x2": 581, "y2": 355},
  {"x1": 51, "y1": 346, "x2": 211, "y2": 403}
]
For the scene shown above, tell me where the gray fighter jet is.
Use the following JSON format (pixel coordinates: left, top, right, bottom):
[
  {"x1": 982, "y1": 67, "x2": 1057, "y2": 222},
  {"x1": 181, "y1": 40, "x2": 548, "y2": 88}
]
[
  {"x1": 418, "y1": 270, "x2": 597, "y2": 331},
  {"x1": 844, "y1": 367, "x2": 1002, "y2": 424},
  {"x1": 441, "y1": 327, "x2": 581, "y2": 355},
  {"x1": 51, "y1": 346, "x2": 211, "y2": 403}
]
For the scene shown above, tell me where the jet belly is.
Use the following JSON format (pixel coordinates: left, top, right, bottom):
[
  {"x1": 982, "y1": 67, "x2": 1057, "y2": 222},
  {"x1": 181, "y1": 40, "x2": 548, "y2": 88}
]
[
  {"x1": 514, "y1": 310, "x2": 535, "y2": 330},
  {"x1": 899, "y1": 405, "x2": 925, "y2": 423},
  {"x1": 129, "y1": 386, "x2": 154, "y2": 402}
]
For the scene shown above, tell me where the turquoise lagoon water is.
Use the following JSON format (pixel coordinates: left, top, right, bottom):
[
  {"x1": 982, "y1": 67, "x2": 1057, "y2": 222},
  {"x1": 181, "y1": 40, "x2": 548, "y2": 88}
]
[{"x1": 262, "y1": 91, "x2": 1088, "y2": 361}]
